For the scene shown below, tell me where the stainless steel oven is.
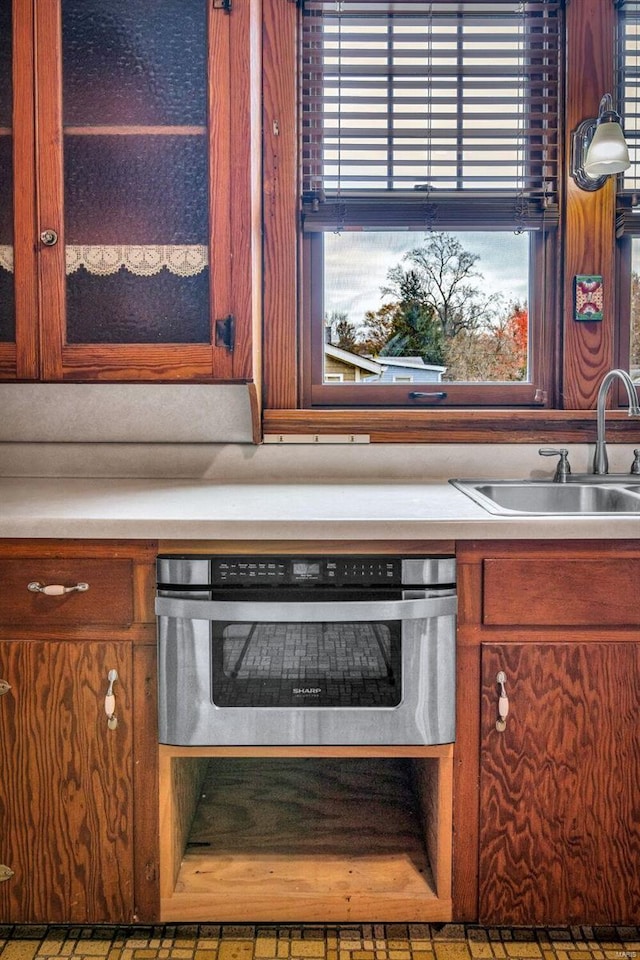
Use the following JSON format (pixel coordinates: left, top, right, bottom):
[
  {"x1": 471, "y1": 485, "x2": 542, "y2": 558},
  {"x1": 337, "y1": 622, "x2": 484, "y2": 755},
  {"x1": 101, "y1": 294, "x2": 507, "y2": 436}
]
[{"x1": 156, "y1": 554, "x2": 456, "y2": 746}]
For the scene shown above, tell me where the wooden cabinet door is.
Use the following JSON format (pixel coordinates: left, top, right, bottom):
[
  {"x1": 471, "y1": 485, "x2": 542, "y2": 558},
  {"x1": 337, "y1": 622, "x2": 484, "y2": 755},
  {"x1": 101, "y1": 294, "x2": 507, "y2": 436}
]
[
  {"x1": 0, "y1": 640, "x2": 134, "y2": 923},
  {"x1": 6, "y1": 0, "x2": 258, "y2": 383},
  {"x1": 0, "y1": 0, "x2": 38, "y2": 380},
  {"x1": 479, "y1": 642, "x2": 640, "y2": 926}
]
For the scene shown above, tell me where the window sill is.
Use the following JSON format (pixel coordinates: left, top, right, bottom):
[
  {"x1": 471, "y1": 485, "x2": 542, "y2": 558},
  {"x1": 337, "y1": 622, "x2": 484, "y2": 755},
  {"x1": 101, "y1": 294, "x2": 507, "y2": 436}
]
[{"x1": 262, "y1": 409, "x2": 639, "y2": 444}]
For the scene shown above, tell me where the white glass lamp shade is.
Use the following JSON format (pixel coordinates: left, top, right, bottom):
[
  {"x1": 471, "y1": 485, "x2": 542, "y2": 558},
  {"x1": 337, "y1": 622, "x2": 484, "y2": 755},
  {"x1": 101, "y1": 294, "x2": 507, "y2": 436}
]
[{"x1": 584, "y1": 120, "x2": 631, "y2": 177}]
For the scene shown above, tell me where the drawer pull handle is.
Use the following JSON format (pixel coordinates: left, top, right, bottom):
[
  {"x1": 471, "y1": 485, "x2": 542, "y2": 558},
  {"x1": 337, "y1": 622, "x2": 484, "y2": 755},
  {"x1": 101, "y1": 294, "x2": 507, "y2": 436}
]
[
  {"x1": 105, "y1": 669, "x2": 118, "y2": 731},
  {"x1": 28, "y1": 581, "x2": 89, "y2": 596},
  {"x1": 496, "y1": 670, "x2": 509, "y2": 732}
]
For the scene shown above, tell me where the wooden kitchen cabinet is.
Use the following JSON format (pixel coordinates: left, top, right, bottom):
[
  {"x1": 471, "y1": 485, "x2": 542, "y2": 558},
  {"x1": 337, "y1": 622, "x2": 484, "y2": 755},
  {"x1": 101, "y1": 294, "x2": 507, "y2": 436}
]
[
  {"x1": 159, "y1": 745, "x2": 454, "y2": 923},
  {"x1": 455, "y1": 540, "x2": 640, "y2": 926},
  {"x1": 479, "y1": 642, "x2": 640, "y2": 925},
  {"x1": 0, "y1": 539, "x2": 159, "y2": 923},
  {"x1": 0, "y1": 638, "x2": 134, "y2": 923},
  {"x1": 0, "y1": 556, "x2": 134, "y2": 627},
  {"x1": 0, "y1": 0, "x2": 259, "y2": 382}
]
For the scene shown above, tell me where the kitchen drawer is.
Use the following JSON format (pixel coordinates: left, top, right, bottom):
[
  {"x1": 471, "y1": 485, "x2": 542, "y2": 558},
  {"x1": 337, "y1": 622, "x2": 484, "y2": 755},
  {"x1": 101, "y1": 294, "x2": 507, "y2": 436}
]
[
  {"x1": 0, "y1": 558, "x2": 134, "y2": 626},
  {"x1": 483, "y1": 557, "x2": 640, "y2": 626}
]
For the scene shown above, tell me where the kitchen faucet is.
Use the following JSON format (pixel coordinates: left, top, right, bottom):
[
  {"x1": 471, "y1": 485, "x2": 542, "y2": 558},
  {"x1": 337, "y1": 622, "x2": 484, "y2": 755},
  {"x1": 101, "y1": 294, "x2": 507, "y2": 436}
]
[{"x1": 592, "y1": 369, "x2": 640, "y2": 475}]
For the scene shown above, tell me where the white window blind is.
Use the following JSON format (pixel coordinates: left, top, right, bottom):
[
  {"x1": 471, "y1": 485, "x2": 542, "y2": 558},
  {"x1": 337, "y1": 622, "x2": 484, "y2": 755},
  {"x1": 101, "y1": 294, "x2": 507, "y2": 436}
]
[{"x1": 301, "y1": 0, "x2": 562, "y2": 231}]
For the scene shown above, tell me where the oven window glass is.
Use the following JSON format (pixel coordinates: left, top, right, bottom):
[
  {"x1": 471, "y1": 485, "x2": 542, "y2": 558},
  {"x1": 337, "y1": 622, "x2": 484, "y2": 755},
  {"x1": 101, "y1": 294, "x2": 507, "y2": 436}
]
[{"x1": 212, "y1": 620, "x2": 402, "y2": 708}]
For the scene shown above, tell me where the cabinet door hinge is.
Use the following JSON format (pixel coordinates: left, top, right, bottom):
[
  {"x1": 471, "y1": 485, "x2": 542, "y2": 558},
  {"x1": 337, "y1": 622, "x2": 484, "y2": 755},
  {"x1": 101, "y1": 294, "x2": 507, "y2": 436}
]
[
  {"x1": 213, "y1": 0, "x2": 232, "y2": 11},
  {"x1": 215, "y1": 315, "x2": 235, "y2": 352}
]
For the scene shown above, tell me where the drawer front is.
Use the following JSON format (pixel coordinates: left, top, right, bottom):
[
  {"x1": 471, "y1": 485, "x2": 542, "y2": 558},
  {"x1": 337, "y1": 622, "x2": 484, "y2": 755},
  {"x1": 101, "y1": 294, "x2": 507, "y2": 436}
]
[
  {"x1": 483, "y1": 558, "x2": 640, "y2": 626},
  {"x1": 0, "y1": 559, "x2": 134, "y2": 626}
]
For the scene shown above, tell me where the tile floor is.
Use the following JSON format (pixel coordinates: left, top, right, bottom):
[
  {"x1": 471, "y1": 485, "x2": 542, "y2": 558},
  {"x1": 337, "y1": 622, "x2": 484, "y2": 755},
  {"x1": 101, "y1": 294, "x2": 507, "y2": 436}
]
[{"x1": 0, "y1": 925, "x2": 638, "y2": 960}]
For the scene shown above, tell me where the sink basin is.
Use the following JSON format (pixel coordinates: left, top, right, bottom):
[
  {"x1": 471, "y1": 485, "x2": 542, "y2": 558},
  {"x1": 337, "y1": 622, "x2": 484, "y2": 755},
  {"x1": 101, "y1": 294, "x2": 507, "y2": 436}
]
[{"x1": 451, "y1": 479, "x2": 640, "y2": 515}]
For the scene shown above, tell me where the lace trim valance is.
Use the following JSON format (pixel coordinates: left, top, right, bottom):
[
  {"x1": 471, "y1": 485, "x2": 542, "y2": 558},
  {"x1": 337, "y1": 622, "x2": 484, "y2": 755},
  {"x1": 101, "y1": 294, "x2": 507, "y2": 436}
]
[
  {"x1": 66, "y1": 245, "x2": 208, "y2": 276},
  {"x1": 0, "y1": 245, "x2": 208, "y2": 277},
  {"x1": 0, "y1": 246, "x2": 12, "y2": 273}
]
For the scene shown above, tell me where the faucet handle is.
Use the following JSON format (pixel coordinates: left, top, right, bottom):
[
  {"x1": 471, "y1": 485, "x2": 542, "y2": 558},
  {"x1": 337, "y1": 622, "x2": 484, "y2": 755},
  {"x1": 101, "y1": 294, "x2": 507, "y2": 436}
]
[
  {"x1": 631, "y1": 450, "x2": 640, "y2": 475},
  {"x1": 539, "y1": 447, "x2": 571, "y2": 482}
]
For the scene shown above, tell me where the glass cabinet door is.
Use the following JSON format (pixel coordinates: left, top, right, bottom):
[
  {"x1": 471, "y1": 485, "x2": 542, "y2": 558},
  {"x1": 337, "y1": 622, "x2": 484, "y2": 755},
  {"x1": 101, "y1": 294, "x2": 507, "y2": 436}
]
[
  {"x1": 33, "y1": 0, "x2": 256, "y2": 381},
  {"x1": 62, "y1": 0, "x2": 210, "y2": 346}
]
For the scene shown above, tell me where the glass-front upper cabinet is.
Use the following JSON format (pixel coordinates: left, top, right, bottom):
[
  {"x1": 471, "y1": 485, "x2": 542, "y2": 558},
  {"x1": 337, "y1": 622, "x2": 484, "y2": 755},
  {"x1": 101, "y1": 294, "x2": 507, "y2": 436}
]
[{"x1": 6, "y1": 0, "x2": 259, "y2": 381}]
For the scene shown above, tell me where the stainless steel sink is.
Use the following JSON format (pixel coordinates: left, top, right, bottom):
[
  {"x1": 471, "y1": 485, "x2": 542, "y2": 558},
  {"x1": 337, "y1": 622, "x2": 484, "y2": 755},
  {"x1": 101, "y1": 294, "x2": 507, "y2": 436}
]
[{"x1": 451, "y1": 479, "x2": 640, "y2": 515}]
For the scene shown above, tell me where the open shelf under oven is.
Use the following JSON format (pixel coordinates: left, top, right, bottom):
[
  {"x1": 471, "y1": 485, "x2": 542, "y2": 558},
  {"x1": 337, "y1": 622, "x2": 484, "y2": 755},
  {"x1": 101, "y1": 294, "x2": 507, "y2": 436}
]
[{"x1": 159, "y1": 745, "x2": 453, "y2": 923}]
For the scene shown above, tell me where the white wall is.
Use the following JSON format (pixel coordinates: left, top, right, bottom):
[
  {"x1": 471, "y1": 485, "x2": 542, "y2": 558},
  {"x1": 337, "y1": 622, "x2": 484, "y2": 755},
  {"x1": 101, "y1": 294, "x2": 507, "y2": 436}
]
[
  {"x1": 1, "y1": 439, "x2": 637, "y2": 481},
  {"x1": 0, "y1": 382, "x2": 635, "y2": 481}
]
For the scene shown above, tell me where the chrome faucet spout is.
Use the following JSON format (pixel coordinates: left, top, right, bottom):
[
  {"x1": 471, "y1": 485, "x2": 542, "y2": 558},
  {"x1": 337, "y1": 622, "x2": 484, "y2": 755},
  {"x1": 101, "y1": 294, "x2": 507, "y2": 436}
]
[{"x1": 592, "y1": 369, "x2": 640, "y2": 475}]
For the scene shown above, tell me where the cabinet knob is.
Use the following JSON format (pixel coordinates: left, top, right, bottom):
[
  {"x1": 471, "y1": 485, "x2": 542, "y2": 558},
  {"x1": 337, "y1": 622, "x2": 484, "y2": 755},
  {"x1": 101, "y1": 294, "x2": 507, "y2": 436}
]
[
  {"x1": 0, "y1": 680, "x2": 11, "y2": 697},
  {"x1": 28, "y1": 581, "x2": 89, "y2": 596},
  {"x1": 40, "y1": 229, "x2": 59, "y2": 246},
  {"x1": 0, "y1": 865, "x2": 14, "y2": 882}
]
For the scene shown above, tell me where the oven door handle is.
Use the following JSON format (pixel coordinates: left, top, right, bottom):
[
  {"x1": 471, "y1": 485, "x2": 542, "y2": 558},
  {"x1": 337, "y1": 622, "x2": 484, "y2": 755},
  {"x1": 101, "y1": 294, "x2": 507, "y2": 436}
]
[{"x1": 155, "y1": 594, "x2": 457, "y2": 622}]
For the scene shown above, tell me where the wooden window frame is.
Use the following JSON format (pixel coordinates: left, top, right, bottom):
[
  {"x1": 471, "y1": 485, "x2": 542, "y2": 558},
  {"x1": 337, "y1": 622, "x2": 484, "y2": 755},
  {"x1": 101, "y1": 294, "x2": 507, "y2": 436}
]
[
  {"x1": 264, "y1": 0, "x2": 635, "y2": 442},
  {"x1": 615, "y1": 1, "x2": 640, "y2": 399},
  {"x1": 301, "y1": 228, "x2": 558, "y2": 410}
]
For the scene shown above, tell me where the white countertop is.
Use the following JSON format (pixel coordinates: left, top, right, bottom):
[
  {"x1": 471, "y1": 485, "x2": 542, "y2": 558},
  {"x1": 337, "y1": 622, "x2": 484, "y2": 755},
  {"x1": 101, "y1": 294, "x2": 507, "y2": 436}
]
[{"x1": 0, "y1": 477, "x2": 637, "y2": 540}]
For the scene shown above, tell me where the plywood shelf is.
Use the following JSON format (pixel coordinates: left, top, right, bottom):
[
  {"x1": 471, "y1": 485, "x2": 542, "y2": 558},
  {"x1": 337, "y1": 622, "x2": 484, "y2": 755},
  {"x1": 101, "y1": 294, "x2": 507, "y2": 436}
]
[{"x1": 159, "y1": 749, "x2": 453, "y2": 922}]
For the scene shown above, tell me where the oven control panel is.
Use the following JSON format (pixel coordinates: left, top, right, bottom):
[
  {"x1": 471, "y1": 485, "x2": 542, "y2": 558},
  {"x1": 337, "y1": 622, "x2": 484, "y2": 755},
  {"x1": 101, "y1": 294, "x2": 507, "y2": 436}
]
[
  {"x1": 211, "y1": 557, "x2": 400, "y2": 585},
  {"x1": 157, "y1": 555, "x2": 454, "y2": 589}
]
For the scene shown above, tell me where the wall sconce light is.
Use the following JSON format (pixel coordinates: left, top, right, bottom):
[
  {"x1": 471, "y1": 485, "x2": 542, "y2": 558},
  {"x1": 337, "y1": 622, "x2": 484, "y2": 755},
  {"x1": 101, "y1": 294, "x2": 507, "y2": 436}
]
[{"x1": 570, "y1": 93, "x2": 631, "y2": 191}]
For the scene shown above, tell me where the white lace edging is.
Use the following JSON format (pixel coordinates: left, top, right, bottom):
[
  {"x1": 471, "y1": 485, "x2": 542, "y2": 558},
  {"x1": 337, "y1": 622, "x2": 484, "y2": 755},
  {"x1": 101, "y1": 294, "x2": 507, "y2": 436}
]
[
  {"x1": 66, "y1": 245, "x2": 208, "y2": 276},
  {"x1": 0, "y1": 246, "x2": 13, "y2": 273},
  {"x1": 0, "y1": 244, "x2": 208, "y2": 277}
]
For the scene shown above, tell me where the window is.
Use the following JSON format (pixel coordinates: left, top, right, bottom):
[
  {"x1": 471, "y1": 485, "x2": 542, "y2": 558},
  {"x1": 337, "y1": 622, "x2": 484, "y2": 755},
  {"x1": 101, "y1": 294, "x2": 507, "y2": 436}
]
[{"x1": 300, "y1": 0, "x2": 562, "y2": 407}]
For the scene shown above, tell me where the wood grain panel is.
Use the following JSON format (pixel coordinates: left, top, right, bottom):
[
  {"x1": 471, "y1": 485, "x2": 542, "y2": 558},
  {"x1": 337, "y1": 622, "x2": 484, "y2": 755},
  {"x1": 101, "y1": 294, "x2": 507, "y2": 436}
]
[
  {"x1": 563, "y1": 0, "x2": 617, "y2": 409},
  {"x1": 262, "y1": 0, "x2": 299, "y2": 409},
  {"x1": 263, "y1": 407, "x2": 640, "y2": 443},
  {"x1": 52, "y1": 345, "x2": 237, "y2": 382},
  {"x1": 34, "y1": 0, "x2": 66, "y2": 382},
  {"x1": 158, "y1": 539, "x2": 455, "y2": 556},
  {"x1": 227, "y1": 0, "x2": 261, "y2": 383},
  {"x1": 133, "y1": 557, "x2": 157, "y2": 625},
  {"x1": 132, "y1": 644, "x2": 160, "y2": 922},
  {"x1": 412, "y1": 757, "x2": 453, "y2": 901},
  {"x1": 479, "y1": 643, "x2": 640, "y2": 925},
  {"x1": 451, "y1": 640, "x2": 481, "y2": 921},
  {"x1": 0, "y1": 345, "x2": 18, "y2": 380},
  {"x1": 0, "y1": 640, "x2": 134, "y2": 923},
  {"x1": 0, "y1": 539, "x2": 157, "y2": 560},
  {"x1": 0, "y1": 558, "x2": 134, "y2": 626},
  {"x1": 159, "y1": 754, "x2": 209, "y2": 902},
  {"x1": 483, "y1": 557, "x2": 640, "y2": 625},
  {"x1": 459, "y1": 539, "x2": 640, "y2": 565},
  {"x1": 208, "y1": 0, "x2": 232, "y2": 381},
  {"x1": 160, "y1": 756, "x2": 452, "y2": 922},
  {"x1": 12, "y1": 0, "x2": 39, "y2": 379}
]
